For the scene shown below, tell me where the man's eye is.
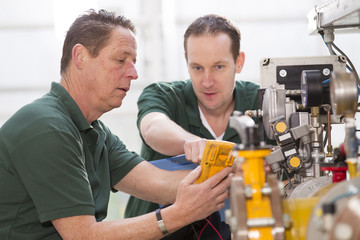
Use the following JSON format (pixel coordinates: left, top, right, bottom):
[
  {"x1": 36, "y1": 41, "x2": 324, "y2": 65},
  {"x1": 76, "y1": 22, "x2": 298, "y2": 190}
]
[
  {"x1": 216, "y1": 65, "x2": 224, "y2": 70},
  {"x1": 193, "y1": 66, "x2": 202, "y2": 71},
  {"x1": 118, "y1": 59, "x2": 125, "y2": 63}
]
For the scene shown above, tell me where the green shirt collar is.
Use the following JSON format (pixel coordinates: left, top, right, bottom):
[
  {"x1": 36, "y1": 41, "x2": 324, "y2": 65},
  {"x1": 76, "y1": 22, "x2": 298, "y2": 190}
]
[{"x1": 50, "y1": 82, "x2": 93, "y2": 133}]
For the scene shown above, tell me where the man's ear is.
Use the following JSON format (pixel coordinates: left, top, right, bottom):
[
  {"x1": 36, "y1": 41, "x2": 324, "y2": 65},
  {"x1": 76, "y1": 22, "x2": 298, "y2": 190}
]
[
  {"x1": 235, "y1": 51, "x2": 245, "y2": 74},
  {"x1": 72, "y1": 44, "x2": 86, "y2": 70}
]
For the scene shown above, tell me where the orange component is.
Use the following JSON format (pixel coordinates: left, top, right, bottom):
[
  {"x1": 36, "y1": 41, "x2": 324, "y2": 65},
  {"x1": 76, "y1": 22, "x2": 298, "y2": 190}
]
[
  {"x1": 237, "y1": 149, "x2": 273, "y2": 239},
  {"x1": 196, "y1": 140, "x2": 236, "y2": 184}
]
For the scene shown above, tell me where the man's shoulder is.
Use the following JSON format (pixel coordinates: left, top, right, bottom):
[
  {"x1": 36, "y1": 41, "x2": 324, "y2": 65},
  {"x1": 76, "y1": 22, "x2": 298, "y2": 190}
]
[
  {"x1": 235, "y1": 80, "x2": 260, "y2": 90},
  {"x1": 3, "y1": 95, "x2": 73, "y2": 136}
]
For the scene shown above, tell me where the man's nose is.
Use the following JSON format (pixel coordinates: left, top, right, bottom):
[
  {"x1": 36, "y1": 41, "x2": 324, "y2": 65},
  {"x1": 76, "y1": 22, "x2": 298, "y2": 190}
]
[
  {"x1": 127, "y1": 62, "x2": 138, "y2": 80},
  {"x1": 202, "y1": 70, "x2": 214, "y2": 88}
]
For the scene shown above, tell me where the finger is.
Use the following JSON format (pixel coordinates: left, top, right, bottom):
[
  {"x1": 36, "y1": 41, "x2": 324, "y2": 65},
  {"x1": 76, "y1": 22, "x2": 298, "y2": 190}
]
[
  {"x1": 265, "y1": 165, "x2": 271, "y2": 173},
  {"x1": 198, "y1": 139, "x2": 207, "y2": 155},
  {"x1": 205, "y1": 167, "x2": 232, "y2": 189},
  {"x1": 215, "y1": 202, "x2": 226, "y2": 211},
  {"x1": 184, "y1": 142, "x2": 192, "y2": 161},
  {"x1": 232, "y1": 157, "x2": 244, "y2": 173},
  {"x1": 212, "y1": 172, "x2": 232, "y2": 194},
  {"x1": 196, "y1": 147, "x2": 202, "y2": 164},
  {"x1": 215, "y1": 189, "x2": 229, "y2": 204},
  {"x1": 191, "y1": 145, "x2": 198, "y2": 163},
  {"x1": 185, "y1": 148, "x2": 200, "y2": 164},
  {"x1": 181, "y1": 166, "x2": 202, "y2": 185}
]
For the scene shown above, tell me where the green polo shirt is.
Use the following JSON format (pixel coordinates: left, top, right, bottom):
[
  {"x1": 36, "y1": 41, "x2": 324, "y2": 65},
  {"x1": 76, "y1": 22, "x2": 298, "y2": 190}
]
[
  {"x1": 125, "y1": 79, "x2": 259, "y2": 218},
  {"x1": 0, "y1": 82, "x2": 143, "y2": 240}
]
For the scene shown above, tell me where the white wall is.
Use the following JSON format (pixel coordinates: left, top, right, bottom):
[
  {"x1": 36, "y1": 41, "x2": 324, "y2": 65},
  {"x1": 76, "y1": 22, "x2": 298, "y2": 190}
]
[{"x1": 1, "y1": 0, "x2": 359, "y2": 220}]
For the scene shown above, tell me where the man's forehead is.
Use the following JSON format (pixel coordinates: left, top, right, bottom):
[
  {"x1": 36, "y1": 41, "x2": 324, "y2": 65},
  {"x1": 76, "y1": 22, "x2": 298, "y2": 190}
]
[{"x1": 107, "y1": 28, "x2": 137, "y2": 54}]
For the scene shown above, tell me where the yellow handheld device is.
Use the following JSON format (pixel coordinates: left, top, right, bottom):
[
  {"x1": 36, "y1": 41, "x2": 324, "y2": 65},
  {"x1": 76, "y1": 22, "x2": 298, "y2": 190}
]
[{"x1": 196, "y1": 140, "x2": 236, "y2": 183}]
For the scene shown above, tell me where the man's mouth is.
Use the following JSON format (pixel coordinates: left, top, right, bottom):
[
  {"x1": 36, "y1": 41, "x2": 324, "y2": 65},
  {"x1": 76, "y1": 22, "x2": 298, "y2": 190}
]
[
  {"x1": 203, "y1": 92, "x2": 216, "y2": 96},
  {"x1": 118, "y1": 87, "x2": 129, "y2": 92}
]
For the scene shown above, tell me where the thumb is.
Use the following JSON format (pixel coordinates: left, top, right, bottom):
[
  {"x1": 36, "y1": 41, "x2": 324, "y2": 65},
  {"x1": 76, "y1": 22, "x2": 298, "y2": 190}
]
[{"x1": 182, "y1": 166, "x2": 202, "y2": 185}]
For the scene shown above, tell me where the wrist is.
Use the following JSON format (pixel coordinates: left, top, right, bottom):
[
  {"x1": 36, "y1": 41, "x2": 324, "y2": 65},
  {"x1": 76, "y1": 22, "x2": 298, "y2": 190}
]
[
  {"x1": 155, "y1": 209, "x2": 169, "y2": 236},
  {"x1": 155, "y1": 204, "x2": 190, "y2": 236}
]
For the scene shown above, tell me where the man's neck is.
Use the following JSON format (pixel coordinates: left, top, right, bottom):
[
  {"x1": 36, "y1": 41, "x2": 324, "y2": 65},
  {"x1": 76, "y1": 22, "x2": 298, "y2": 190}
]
[
  {"x1": 198, "y1": 98, "x2": 235, "y2": 137},
  {"x1": 60, "y1": 76, "x2": 102, "y2": 124}
]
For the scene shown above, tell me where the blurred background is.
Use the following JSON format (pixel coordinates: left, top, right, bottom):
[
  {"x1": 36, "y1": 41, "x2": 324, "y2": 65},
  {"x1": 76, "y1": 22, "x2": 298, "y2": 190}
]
[{"x1": 1, "y1": 0, "x2": 359, "y2": 220}]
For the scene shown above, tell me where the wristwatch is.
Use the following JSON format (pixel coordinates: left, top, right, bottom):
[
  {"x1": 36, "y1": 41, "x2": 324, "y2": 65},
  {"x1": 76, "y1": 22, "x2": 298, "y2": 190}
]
[{"x1": 155, "y1": 208, "x2": 169, "y2": 236}]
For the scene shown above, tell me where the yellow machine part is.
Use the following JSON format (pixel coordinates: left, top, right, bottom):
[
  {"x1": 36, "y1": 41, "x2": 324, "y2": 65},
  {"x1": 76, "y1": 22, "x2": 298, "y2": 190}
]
[
  {"x1": 288, "y1": 156, "x2": 301, "y2": 169},
  {"x1": 237, "y1": 149, "x2": 273, "y2": 240},
  {"x1": 283, "y1": 182, "x2": 336, "y2": 240},
  {"x1": 283, "y1": 198, "x2": 320, "y2": 240},
  {"x1": 275, "y1": 121, "x2": 287, "y2": 133},
  {"x1": 346, "y1": 159, "x2": 358, "y2": 179},
  {"x1": 196, "y1": 140, "x2": 236, "y2": 184}
]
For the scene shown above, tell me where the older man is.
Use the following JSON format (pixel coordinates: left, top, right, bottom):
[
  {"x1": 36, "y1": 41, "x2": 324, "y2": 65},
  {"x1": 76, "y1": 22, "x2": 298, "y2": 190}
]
[{"x1": 0, "y1": 9, "x2": 231, "y2": 240}]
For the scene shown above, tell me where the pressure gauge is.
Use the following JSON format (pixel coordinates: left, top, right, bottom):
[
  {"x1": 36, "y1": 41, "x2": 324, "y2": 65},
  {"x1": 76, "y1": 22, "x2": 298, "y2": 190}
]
[
  {"x1": 330, "y1": 72, "x2": 358, "y2": 116},
  {"x1": 301, "y1": 70, "x2": 323, "y2": 107}
]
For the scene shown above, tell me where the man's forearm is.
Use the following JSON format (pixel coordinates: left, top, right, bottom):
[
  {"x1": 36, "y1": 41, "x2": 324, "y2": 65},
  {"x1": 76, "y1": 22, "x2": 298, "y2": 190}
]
[
  {"x1": 53, "y1": 206, "x2": 189, "y2": 240},
  {"x1": 140, "y1": 112, "x2": 201, "y2": 156},
  {"x1": 114, "y1": 161, "x2": 189, "y2": 206}
]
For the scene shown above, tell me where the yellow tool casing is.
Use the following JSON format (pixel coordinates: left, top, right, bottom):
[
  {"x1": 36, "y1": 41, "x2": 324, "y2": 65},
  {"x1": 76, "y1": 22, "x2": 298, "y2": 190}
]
[{"x1": 196, "y1": 140, "x2": 236, "y2": 184}]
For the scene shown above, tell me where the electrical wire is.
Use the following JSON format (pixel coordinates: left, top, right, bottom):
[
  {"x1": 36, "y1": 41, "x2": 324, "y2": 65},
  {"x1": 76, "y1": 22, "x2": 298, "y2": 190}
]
[
  {"x1": 330, "y1": 41, "x2": 360, "y2": 87},
  {"x1": 322, "y1": 78, "x2": 330, "y2": 85},
  {"x1": 204, "y1": 218, "x2": 223, "y2": 240},
  {"x1": 320, "y1": 33, "x2": 360, "y2": 88},
  {"x1": 190, "y1": 224, "x2": 200, "y2": 240},
  {"x1": 197, "y1": 214, "x2": 224, "y2": 240},
  {"x1": 280, "y1": 164, "x2": 292, "y2": 190},
  {"x1": 326, "y1": 41, "x2": 336, "y2": 55},
  {"x1": 198, "y1": 216, "x2": 210, "y2": 239}
]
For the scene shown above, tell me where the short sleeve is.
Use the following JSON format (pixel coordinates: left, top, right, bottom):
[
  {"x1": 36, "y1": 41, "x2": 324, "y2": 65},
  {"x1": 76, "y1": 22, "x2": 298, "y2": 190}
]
[
  {"x1": 98, "y1": 122, "x2": 144, "y2": 187},
  {"x1": 137, "y1": 81, "x2": 186, "y2": 130},
  {"x1": 11, "y1": 125, "x2": 95, "y2": 223}
]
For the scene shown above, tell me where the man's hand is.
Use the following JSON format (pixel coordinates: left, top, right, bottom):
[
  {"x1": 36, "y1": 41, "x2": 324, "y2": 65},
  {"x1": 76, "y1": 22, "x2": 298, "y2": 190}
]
[
  {"x1": 171, "y1": 166, "x2": 232, "y2": 223},
  {"x1": 183, "y1": 138, "x2": 207, "y2": 164}
]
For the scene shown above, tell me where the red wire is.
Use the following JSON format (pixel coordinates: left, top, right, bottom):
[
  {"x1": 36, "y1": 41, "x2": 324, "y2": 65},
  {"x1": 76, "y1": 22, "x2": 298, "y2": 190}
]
[
  {"x1": 205, "y1": 218, "x2": 223, "y2": 240},
  {"x1": 198, "y1": 215, "x2": 210, "y2": 239},
  {"x1": 198, "y1": 214, "x2": 224, "y2": 240}
]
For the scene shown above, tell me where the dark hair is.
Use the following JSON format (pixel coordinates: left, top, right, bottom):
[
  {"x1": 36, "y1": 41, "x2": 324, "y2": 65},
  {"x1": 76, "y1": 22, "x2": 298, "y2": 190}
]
[
  {"x1": 184, "y1": 14, "x2": 241, "y2": 62},
  {"x1": 60, "y1": 9, "x2": 136, "y2": 75}
]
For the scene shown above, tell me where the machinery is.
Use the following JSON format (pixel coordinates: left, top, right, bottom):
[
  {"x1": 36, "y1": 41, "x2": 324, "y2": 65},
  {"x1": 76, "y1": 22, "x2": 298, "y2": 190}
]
[
  {"x1": 226, "y1": 1, "x2": 360, "y2": 239},
  {"x1": 256, "y1": 55, "x2": 350, "y2": 198},
  {"x1": 227, "y1": 113, "x2": 284, "y2": 240},
  {"x1": 227, "y1": 69, "x2": 359, "y2": 239}
]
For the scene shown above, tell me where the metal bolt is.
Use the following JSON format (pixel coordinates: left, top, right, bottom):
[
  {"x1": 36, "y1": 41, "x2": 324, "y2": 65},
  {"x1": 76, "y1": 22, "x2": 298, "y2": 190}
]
[
  {"x1": 261, "y1": 186, "x2": 272, "y2": 195},
  {"x1": 279, "y1": 69, "x2": 287, "y2": 77},
  {"x1": 323, "y1": 68, "x2": 330, "y2": 76},
  {"x1": 244, "y1": 185, "x2": 253, "y2": 198}
]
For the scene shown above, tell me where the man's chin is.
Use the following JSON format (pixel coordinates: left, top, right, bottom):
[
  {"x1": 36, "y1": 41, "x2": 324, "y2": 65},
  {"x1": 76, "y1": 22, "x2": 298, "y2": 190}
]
[
  {"x1": 107, "y1": 101, "x2": 123, "y2": 112},
  {"x1": 200, "y1": 104, "x2": 221, "y2": 112},
  {"x1": 113, "y1": 102, "x2": 123, "y2": 109}
]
